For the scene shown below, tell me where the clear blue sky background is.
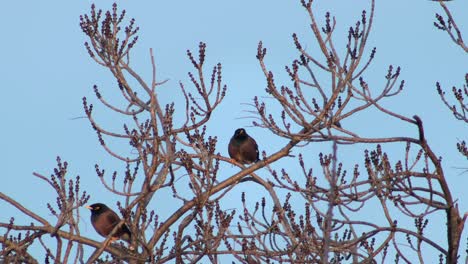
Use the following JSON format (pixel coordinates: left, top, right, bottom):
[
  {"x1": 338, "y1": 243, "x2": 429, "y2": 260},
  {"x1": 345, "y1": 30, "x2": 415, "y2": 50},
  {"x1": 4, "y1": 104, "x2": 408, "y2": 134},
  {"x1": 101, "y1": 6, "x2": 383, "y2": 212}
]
[{"x1": 1, "y1": 0, "x2": 467, "y2": 261}]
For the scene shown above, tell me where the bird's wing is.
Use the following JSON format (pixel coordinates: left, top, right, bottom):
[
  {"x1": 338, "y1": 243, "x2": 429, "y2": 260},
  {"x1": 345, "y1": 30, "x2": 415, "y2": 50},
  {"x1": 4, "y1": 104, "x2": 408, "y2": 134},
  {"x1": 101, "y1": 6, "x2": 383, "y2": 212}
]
[
  {"x1": 228, "y1": 138, "x2": 237, "y2": 159},
  {"x1": 106, "y1": 211, "x2": 131, "y2": 239},
  {"x1": 249, "y1": 137, "x2": 260, "y2": 161},
  {"x1": 105, "y1": 211, "x2": 121, "y2": 227}
]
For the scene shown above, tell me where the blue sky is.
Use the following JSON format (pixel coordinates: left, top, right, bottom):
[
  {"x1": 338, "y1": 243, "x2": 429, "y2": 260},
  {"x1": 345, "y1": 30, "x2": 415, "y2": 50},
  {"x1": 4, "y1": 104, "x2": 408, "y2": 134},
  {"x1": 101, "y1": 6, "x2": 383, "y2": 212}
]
[{"x1": 1, "y1": 0, "x2": 467, "y2": 261}]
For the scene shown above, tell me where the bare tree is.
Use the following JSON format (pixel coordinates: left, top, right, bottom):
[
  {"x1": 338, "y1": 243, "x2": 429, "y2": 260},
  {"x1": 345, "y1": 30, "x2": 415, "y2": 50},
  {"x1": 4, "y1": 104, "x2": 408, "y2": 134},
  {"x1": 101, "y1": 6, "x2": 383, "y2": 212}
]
[
  {"x1": 0, "y1": 0, "x2": 466, "y2": 263},
  {"x1": 434, "y1": 1, "x2": 468, "y2": 161}
]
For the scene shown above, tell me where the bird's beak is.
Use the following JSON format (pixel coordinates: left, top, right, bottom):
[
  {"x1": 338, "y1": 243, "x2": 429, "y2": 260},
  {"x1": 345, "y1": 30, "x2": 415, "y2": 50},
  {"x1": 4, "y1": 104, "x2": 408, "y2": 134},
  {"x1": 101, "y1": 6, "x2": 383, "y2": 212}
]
[{"x1": 85, "y1": 205, "x2": 92, "y2": 210}]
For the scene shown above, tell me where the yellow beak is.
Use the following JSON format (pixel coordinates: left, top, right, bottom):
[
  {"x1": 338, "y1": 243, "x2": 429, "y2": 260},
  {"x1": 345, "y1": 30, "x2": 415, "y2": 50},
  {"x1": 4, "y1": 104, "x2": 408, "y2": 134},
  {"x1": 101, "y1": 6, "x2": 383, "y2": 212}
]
[{"x1": 85, "y1": 205, "x2": 93, "y2": 210}]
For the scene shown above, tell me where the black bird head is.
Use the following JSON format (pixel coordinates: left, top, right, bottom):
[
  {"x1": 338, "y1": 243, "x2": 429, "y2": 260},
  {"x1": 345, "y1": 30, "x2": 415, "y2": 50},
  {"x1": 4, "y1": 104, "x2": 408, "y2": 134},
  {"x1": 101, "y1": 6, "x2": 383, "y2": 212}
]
[
  {"x1": 228, "y1": 128, "x2": 259, "y2": 164},
  {"x1": 233, "y1": 128, "x2": 248, "y2": 139},
  {"x1": 86, "y1": 203, "x2": 109, "y2": 215}
]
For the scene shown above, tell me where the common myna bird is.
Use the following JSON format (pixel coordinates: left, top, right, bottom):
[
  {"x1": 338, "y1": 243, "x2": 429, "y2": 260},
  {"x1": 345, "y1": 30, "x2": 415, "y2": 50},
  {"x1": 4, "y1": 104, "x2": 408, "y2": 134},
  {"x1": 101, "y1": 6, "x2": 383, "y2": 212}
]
[
  {"x1": 228, "y1": 128, "x2": 259, "y2": 164},
  {"x1": 85, "y1": 203, "x2": 131, "y2": 244}
]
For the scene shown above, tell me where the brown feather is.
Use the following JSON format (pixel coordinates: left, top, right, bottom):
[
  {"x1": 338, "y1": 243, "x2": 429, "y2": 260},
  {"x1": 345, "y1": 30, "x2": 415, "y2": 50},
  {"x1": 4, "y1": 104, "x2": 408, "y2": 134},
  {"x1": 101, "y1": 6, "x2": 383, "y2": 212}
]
[
  {"x1": 87, "y1": 203, "x2": 131, "y2": 243},
  {"x1": 228, "y1": 128, "x2": 259, "y2": 164}
]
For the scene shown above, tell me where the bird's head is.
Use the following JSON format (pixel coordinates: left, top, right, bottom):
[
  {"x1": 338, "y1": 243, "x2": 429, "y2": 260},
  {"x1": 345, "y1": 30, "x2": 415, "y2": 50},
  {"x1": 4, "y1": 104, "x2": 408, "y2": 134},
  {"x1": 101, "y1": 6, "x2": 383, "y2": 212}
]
[
  {"x1": 234, "y1": 128, "x2": 247, "y2": 138},
  {"x1": 85, "y1": 203, "x2": 109, "y2": 215}
]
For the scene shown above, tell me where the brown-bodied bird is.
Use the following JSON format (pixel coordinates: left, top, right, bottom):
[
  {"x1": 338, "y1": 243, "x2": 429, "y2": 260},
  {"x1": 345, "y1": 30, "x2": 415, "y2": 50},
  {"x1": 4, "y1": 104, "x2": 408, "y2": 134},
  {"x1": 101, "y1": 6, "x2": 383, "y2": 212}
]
[
  {"x1": 228, "y1": 128, "x2": 259, "y2": 164},
  {"x1": 85, "y1": 203, "x2": 131, "y2": 244}
]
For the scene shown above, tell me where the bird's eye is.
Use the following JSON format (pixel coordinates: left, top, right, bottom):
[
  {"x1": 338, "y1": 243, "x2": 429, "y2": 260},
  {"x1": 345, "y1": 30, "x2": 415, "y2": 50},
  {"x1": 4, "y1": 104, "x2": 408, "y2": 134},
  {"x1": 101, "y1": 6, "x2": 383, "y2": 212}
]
[{"x1": 95, "y1": 206, "x2": 100, "y2": 210}]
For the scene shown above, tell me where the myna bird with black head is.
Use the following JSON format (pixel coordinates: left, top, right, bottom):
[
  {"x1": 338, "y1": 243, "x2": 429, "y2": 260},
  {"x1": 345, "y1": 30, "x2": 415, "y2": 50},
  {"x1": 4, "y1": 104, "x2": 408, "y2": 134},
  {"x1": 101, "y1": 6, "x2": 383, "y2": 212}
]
[
  {"x1": 85, "y1": 203, "x2": 131, "y2": 245},
  {"x1": 228, "y1": 128, "x2": 259, "y2": 164}
]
